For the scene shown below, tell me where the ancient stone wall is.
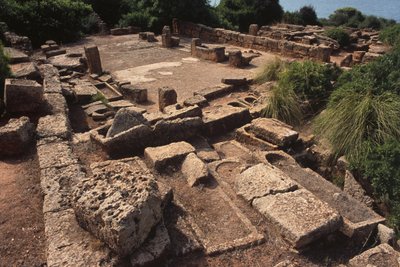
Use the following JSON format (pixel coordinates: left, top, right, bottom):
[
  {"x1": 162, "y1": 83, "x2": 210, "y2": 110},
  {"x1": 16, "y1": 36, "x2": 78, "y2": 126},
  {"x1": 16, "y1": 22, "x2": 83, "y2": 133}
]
[{"x1": 175, "y1": 20, "x2": 332, "y2": 62}]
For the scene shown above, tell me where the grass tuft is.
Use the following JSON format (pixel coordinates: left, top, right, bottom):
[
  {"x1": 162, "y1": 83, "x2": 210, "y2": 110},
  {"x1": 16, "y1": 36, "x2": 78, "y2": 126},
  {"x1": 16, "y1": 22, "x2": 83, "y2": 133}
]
[{"x1": 254, "y1": 57, "x2": 287, "y2": 84}]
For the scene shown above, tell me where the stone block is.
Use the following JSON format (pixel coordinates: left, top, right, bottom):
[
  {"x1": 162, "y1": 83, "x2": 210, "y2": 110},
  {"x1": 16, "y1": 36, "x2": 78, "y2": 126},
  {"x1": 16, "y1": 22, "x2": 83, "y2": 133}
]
[
  {"x1": 162, "y1": 105, "x2": 202, "y2": 121},
  {"x1": 72, "y1": 84, "x2": 98, "y2": 104},
  {"x1": 182, "y1": 153, "x2": 209, "y2": 187},
  {"x1": 0, "y1": 117, "x2": 34, "y2": 157},
  {"x1": 106, "y1": 107, "x2": 149, "y2": 138},
  {"x1": 377, "y1": 224, "x2": 396, "y2": 245},
  {"x1": 253, "y1": 189, "x2": 342, "y2": 249},
  {"x1": 45, "y1": 49, "x2": 66, "y2": 58},
  {"x1": 194, "y1": 84, "x2": 234, "y2": 100},
  {"x1": 183, "y1": 95, "x2": 208, "y2": 108},
  {"x1": 10, "y1": 62, "x2": 39, "y2": 79},
  {"x1": 348, "y1": 244, "x2": 400, "y2": 267},
  {"x1": 4, "y1": 79, "x2": 44, "y2": 114},
  {"x1": 236, "y1": 163, "x2": 298, "y2": 202},
  {"x1": 37, "y1": 113, "x2": 71, "y2": 140},
  {"x1": 228, "y1": 50, "x2": 243, "y2": 68},
  {"x1": 37, "y1": 141, "x2": 78, "y2": 170},
  {"x1": 84, "y1": 45, "x2": 103, "y2": 75},
  {"x1": 73, "y1": 160, "x2": 162, "y2": 256},
  {"x1": 249, "y1": 24, "x2": 259, "y2": 36},
  {"x1": 344, "y1": 170, "x2": 374, "y2": 208},
  {"x1": 247, "y1": 118, "x2": 299, "y2": 147},
  {"x1": 121, "y1": 84, "x2": 148, "y2": 103},
  {"x1": 108, "y1": 99, "x2": 135, "y2": 110},
  {"x1": 144, "y1": 141, "x2": 195, "y2": 171},
  {"x1": 158, "y1": 87, "x2": 177, "y2": 111},
  {"x1": 3, "y1": 47, "x2": 29, "y2": 63},
  {"x1": 44, "y1": 93, "x2": 68, "y2": 115}
]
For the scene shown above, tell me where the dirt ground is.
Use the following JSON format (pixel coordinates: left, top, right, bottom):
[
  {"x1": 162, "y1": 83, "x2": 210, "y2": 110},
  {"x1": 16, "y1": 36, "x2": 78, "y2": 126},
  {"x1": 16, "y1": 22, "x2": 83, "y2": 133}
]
[{"x1": 0, "y1": 147, "x2": 46, "y2": 267}]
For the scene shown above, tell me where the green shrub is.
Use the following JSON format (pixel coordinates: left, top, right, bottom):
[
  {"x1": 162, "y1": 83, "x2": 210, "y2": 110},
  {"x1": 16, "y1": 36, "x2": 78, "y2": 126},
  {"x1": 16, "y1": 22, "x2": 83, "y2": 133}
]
[
  {"x1": 0, "y1": 0, "x2": 93, "y2": 46},
  {"x1": 279, "y1": 60, "x2": 333, "y2": 101},
  {"x1": 254, "y1": 57, "x2": 287, "y2": 84},
  {"x1": 283, "y1": 5, "x2": 319, "y2": 26},
  {"x1": 380, "y1": 24, "x2": 400, "y2": 46},
  {"x1": 0, "y1": 42, "x2": 11, "y2": 96},
  {"x1": 81, "y1": 12, "x2": 100, "y2": 34},
  {"x1": 119, "y1": 12, "x2": 152, "y2": 30},
  {"x1": 324, "y1": 27, "x2": 351, "y2": 47},
  {"x1": 315, "y1": 49, "x2": 400, "y2": 161},
  {"x1": 261, "y1": 85, "x2": 303, "y2": 125}
]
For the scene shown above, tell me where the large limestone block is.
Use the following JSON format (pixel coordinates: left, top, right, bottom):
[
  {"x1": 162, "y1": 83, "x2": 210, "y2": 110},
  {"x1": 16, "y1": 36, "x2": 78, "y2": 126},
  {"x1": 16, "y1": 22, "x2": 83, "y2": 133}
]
[
  {"x1": 348, "y1": 243, "x2": 400, "y2": 267},
  {"x1": 37, "y1": 113, "x2": 71, "y2": 140},
  {"x1": 248, "y1": 118, "x2": 299, "y2": 147},
  {"x1": 253, "y1": 189, "x2": 342, "y2": 248},
  {"x1": 73, "y1": 160, "x2": 162, "y2": 256},
  {"x1": 106, "y1": 107, "x2": 148, "y2": 138},
  {"x1": 4, "y1": 79, "x2": 44, "y2": 113},
  {"x1": 158, "y1": 87, "x2": 177, "y2": 111},
  {"x1": 0, "y1": 116, "x2": 34, "y2": 157},
  {"x1": 144, "y1": 141, "x2": 195, "y2": 171},
  {"x1": 236, "y1": 163, "x2": 298, "y2": 202},
  {"x1": 181, "y1": 153, "x2": 209, "y2": 187}
]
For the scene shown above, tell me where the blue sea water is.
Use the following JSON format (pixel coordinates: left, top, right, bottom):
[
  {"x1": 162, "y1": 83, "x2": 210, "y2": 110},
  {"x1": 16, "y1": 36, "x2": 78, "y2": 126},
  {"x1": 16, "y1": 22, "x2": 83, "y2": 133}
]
[{"x1": 210, "y1": 0, "x2": 400, "y2": 22}]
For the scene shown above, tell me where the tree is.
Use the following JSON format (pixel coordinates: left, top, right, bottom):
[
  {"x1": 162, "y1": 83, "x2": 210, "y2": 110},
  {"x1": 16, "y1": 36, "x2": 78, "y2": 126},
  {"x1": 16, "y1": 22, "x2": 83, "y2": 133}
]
[{"x1": 299, "y1": 5, "x2": 318, "y2": 25}]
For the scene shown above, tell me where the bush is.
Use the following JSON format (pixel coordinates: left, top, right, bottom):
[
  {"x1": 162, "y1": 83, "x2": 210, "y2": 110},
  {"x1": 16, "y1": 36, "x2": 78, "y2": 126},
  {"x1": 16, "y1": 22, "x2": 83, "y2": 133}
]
[
  {"x1": 283, "y1": 6, "x2": 319, "y2": 26},
  {"x1": 324, "y1": 27, "x2": 351, "y2": 47},
  {"x1": 314, "y1": 49, "x2": 400, "y2": 161},
  {"x1": 0, "y1": 0, "x2": 93, "y2": 46},
  {"x1": 380, "y1": 24, "x2": 400, "y2": 46},
  {"x1": 0, "y1": 42, "x2": 11, "y2": 96},
  {"x1": 254, "y1": 57, "x2": 287, "y2": 84},
  {"x1": 261, "y1": 85, "x2": 303, "y2": 125},
  {"x1": 217, "y1": 0, "x2": 283, "y2": 32},
  {"x1": 119, "y1": 12, "x2": 152, "y2": 30},
  {"x1": 279, "y1": 60, "x2": 333, "y2": 101}
]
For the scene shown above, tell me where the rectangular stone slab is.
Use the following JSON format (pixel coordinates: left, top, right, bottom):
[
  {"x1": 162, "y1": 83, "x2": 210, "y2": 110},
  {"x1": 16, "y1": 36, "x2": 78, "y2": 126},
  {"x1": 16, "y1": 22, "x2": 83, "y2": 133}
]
[
  {"x1": 252, "y1": 189, "x2": 342, "y2": 249},
  {"x1": 236, "y1": 163, "x2": 298, "y2": 202}
]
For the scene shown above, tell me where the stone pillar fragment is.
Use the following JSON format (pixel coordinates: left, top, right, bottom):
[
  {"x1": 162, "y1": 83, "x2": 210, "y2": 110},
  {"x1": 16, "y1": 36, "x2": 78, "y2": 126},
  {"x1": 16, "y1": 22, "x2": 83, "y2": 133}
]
[
  {"x1": 84, "y1": 45, "x2": 103, "y2": 75},
  {"x1": 158, "y1": 87, "x2": 177, "y2": 111},
  {"x1": 249, "y1": 24, "x2": 259, "y2": 36},
  {"x1": 191, "y1": 38, "x2": 201, "y2": 56},
  {"x1": 229, "y1": 50, "x2": 243, "y2": 68}
]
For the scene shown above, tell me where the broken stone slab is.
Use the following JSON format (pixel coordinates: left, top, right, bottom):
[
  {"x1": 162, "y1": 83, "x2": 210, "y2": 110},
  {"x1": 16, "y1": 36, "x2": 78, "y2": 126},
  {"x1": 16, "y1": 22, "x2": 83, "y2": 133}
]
[
  {"x1": 162, "y1": 105, "x2": 202, "y2": 121},
  {"x1": 72, "y1": 83, "x2": 98, "y2": 104},
  {"x1": 84, "y1": 103, "x2": 109, "y2": 116},
  {"x1": 344, "y1": 170, "x2": 374, "y2": 208},
  {"x1": 130, "y1": 223, "x2": 170, "y2": 267},
  {"x1": 194, "y1": 84, "x2": 234, "y2": 101},
  {"x1": 98, "y1": 74, "x2": 113, "y2": 83},
  {"x1": 377, "y1": 224, "x2": 396, "y2": 245},
  {"x1": 144, "y1": 141, "x2": 196, "y2": 171},
  {"x1": 45, "y1": 49, "x2": 66, "y2": 58},
  {"x1": 253, "y1": 189, "x2": 343, "y2": 249},
  {"x1": 236, "y1": 163, "x2": 298, "y2": 202},
  {"x1": 159, "y1": 87, "x2": 177, "y2": 111},
  {"x1": 37, "y1": 113, "x2": 71, "y2": 140},
  {"x1": 197, "y1": 149, "x2": 220, "y2": 163},
  {"x1": 221, "y1": 78, "x2": 249, "y2": 86},
  {"x1": 235, "y1": 125, "x2": 278, "y2": 151},
  {"x1": 49, "y1": 54, "x2": 85, "y2": 72},
  {"x1": 4, "y1": 47, "x2": 30, "y2": 63},
  {"x1": 183, "y1": 95, "x2": 208, "y2": 108},
  {"x1": 10, "y1": 62, "x2": 39, "y2": 79},
  {"x1": 181, "y1": 153, "x2": 209, "y2": 187},
  {"x1": 247, "y1": 118, "x2": 299, "y2": 147},
  {"x1": 44, "y1": 209, "x2": 118, "y2": 267},
  {"x1": 37, "y1": 141, "x2": 78, "y2": 170},
  {"x1": 4, "y1": 79, "x2": 44, "y2": 114},
  {"x1": 39, "y1": 64, "x2": 62, "y2": 94},
  {"x1": 348, "y1": 243, "x2": 400, "y2": 267},
  {"x1": 0, "y1": 117, "x2": 35, "y2": 157},
  {"x1": 73, "y1": 160, "x2": 163, "y2": 256},
  {"x1": 202, "y1": 105, "x2": 252, "y2": 136},
  {"x1": 108, "y1": 99, "x2": 135, "y2": 110},
  {"x1": 106, "y1": 107, "x2": 149, "y2": 138}
]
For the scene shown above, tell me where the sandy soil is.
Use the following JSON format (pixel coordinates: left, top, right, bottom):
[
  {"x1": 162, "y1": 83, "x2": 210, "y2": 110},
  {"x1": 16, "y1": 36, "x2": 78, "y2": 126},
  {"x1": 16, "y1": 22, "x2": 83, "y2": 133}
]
[{"x1": 0, "y1": 147, "x2": 46, "y2": 267}]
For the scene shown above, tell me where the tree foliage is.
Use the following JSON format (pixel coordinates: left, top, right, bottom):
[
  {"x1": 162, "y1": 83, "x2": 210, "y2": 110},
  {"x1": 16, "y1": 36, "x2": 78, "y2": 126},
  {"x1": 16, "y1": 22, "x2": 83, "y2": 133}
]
[
  {"x1": 0, "y1": 42, "x2": 11, "y2": 97},
  {"x1": 217, "y1": 0, "x2": 283, "y2": 32},
  {"x1": 283, "y1": 5, "x2": 319, "y2": 26}
]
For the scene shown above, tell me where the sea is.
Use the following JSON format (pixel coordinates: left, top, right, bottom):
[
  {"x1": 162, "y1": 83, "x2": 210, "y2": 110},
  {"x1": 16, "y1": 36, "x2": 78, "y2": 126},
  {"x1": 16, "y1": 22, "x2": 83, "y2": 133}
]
[{"x1": 210, "y1": 0, "x2": 400, "y2": 22}]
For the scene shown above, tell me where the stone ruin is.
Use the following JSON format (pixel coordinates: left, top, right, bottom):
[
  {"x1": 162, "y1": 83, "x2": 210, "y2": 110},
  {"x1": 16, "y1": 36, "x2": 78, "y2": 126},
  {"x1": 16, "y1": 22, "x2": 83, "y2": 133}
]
[{"x1": 0, "y1": 19, "x2": 399, "y2": 267}]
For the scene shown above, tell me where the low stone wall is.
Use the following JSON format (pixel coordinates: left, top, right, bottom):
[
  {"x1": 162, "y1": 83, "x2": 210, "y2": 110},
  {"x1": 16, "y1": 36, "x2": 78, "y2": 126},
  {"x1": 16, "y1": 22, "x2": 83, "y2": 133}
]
[{"x1": 175, "y1": 20, "x2": 331, "y2": 62}]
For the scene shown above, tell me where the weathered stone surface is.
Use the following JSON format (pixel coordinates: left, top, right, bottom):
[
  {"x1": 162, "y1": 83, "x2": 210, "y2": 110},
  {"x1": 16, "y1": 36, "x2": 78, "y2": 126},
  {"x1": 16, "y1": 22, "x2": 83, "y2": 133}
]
[
  {"x1": 159, "y1": 87, "x2": 177, "y2": 111},
  {"x1": 37, "y1": 113, "x2": 71, "y2": 140},
  {"x1": 108, "y1": 99, "x2": 135, "y2": 110},
  {"x1": 73, "y1": 160, "x2": 162, "y2": 256},
  {"x1": 45, "y1": 49, "x2": 66, "y2": 58},
  {"x1": 130, "y1": 223, "x2": 170, "y2": 267},
  {"x1": 72, "y1": 83, "x2": 98, "y2": 104},
  {"x1": 84, "y1": 103, "x2": 108, "y2": 116},
  {"x1": 84, "y1": 45, "x2": 103, "y2": 75},
  {"x1": 247, "y1": 118, "x2": 299, "y2": 147},
  {"x1": 10, "y1": 62, "x2": 39, "y2": 79},
  {"x1": 44, "y1": 93, "x2": 68, "y2": 115},
  {"x1": 4, "y1": 79, "x2": 44, "y2": 113},
  {"x1": 144, "y1": 141, "x2": 195, "y2": 171},
  {"x1": 106, "y1": 107, "x2": 149, "y2": 138},
  {"x1": 221, "y1": 78, "x2": 249, "y2": 86},
  {"x1": 194, "y1": 84, "x2": 234, "y2": 100},
  {"x1": 0, "y1": 117, "x2": 34, "y2": 157},
  {"x1": 120, "y1": 84, "x2": 148, "y2": 103},
  {"x1": 236, "y1": 163, "x2": 298, "y2": 202},
  {"x1": 44, "y1": 209, "x2": 117, "y2": 267},
  {"x1": 162, "y1": 105, "x2": 202, "y2": 121},
  {"x1": 184, "y1": 95, "x2": 208, "y2": 108},
  {"x1": 39, "y1": 64, "x2": 62, "y2": 94},
  {"x1": 348, "y1": 243, "x2": 400, "y2": 267},
  {"x1": 253, "y1": 189, "x2": 342, "y2": 248},
  {"x1": 4, "y1": 47, "x2": 29, "y2": 63},
  {"x1": 182, "y1": 153, "x2": 209, "y2": 187},
  {"x1": 249, "y1": 24, "x2": 259, "y2": 36},
  {"x1": 340, "y1": 54, "x2": 353, "y2": 67},
  {"x1": 377, "y1": 224, "x2": 396, "y2": 245},
  {"x1": 37, "y1": 141, "x2": 78, "y2": 169},
  {"x1": 49, "y1": 54, "x2": 85, "y2": 72},
  {"x1": 202, "y1": 105, "x2": 252, "y2": 136},
  {"x1": 197, "y1": 149, "x2": 220, "y2": 163},
  {"x1": 344, "y1": 170, "x2": 374, "y2": 208}
]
